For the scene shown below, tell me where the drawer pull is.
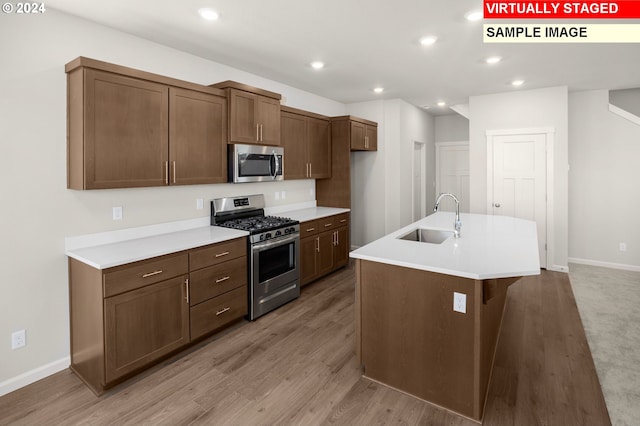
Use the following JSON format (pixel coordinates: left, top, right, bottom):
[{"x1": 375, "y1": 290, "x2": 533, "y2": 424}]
[
  {"x1": 142, "y1": 270, "x2": 163, "y2": 278},
  {"x1": 215, "y1": 276, "x2": 230, "y2": 284},
  {"x1": 216, "y1": 307, "x2": 231, "y2": 316},
  {"x1": 306, "y1": 228, "x2": 316, "y2": 232},
  {"x1": 215, "y1": 251, "x2": 230, "y2": 258},
  {"x1": 340, "y1": 219, "x2": 347, "y2": 223},
  {"x1": 324, "y1": 223, "x2": 333, "y2": 227}
]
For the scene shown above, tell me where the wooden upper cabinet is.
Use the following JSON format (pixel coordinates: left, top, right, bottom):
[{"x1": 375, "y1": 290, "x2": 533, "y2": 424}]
[
  {"x1": 281, "y1": 111, "x2": 307, "y2": 179},
  {"x1": 72, "y1": 68, "x2": 169, "y2": 189},
  {"x1": 211, "y1": 81, "x2": 282, "y2": 146},
  {"x1": 257, "y1": 96, "x2": 281, "y2": 145},
  {"x1": 280, "y1": 106, "x2": 331, "y2": 180},
  {"x1": 66, "y1": 57, "x2": 229, "y2": 190},
  {"x1": 349, "y1": 118, "x2": 377, "y2": 151},
  {"x1": 169, "y1": 88, "x2": 227, "y2": 185}
]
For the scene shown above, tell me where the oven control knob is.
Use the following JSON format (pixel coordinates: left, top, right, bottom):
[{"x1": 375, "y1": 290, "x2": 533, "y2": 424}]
[
  {"x1": 275, "y1": 230, "x2": 282, "y2": 237},
  {"x1": 265, "y1": 233, "x2": 271, "y2": 240}
]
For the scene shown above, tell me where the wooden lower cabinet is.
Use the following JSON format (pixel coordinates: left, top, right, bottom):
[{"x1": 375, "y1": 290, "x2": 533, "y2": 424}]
[
  {"x1": 69, "y1": 237, "x2": 247, "y2": 395},
  {"x1": 105, "y1": 275, "x2": 189, "y2": 383},
  {"x1": 300, "y1": 213, "x2": 350, "y2": 286}
]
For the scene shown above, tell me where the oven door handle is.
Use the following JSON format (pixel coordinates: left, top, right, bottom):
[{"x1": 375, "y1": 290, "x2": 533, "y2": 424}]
[
  {"x1": 271, "y1": 151, "x2": 280, "y2": 180},
  {"x1": 253, "y1": 233, "x2": 298, "y2": 251}
]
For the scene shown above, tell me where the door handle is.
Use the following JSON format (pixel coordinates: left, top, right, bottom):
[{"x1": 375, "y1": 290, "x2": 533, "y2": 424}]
[{"x1": 494, "y1": 203, "x2": 501, "y2": 208}]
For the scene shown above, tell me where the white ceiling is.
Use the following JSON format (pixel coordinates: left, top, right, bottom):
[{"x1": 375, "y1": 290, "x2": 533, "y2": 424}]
[{"x1": 48, "y1": 0, "x2": 640, "y2": 115}]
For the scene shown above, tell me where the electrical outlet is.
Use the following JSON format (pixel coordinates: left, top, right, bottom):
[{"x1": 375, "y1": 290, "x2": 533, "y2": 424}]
[
  {"x1": 281, "y1": 191, "x2": 286, "y2": 200},
  {"x1": 453, "y1": 292, "x2": 466, "y2": 314},
  {"x1": 619, "y1": 242, "x2": 627, "y2": 252},
  {"x1": 275, "y1": 192, "x2": 280, "y2": 201},
  {"x1": 11, "y1": 329, "x2": 26, "y2": 350},
  {"x1": 196, "y1": 198, "x2": 204, "y2": 210},
  {"x1": 112, "y1": 206, "x2": 123, "y2": 221}
]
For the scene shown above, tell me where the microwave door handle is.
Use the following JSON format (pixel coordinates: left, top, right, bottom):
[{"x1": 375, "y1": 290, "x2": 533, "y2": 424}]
[{"x1": 272, "y1": 151, "x2": 279, "y2": 180}]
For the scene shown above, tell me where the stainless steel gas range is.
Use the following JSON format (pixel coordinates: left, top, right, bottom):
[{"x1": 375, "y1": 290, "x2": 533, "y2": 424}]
[{"x1": 211, "y1": 194, "x2": 300, "y2": 320}]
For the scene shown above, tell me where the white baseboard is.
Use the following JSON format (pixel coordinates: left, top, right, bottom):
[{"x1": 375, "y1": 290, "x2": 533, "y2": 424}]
[
  {"x1": 548, "y1": 264, "x2": 569, "y2": 273},
  {"x1": 0, "y1": 356, "x2": 70, "y2": 397},
  {"x1": 568, "y1": 257, "x2": 640, "y2": 273}
]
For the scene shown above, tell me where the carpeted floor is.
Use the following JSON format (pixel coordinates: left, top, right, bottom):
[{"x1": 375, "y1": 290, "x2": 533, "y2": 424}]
[{"x1": 569, "y1": 263, "x2": 640, "y2": 426}]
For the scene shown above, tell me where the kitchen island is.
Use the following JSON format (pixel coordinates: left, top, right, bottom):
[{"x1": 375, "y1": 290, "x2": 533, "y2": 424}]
[{"x1": 349, "y1": 212, "x2": 540, "y2": 422}]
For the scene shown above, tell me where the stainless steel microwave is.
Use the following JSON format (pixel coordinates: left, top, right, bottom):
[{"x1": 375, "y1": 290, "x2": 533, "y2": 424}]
[{"x1": 228, "y1": 144, "x2": 284, "y2": 183}]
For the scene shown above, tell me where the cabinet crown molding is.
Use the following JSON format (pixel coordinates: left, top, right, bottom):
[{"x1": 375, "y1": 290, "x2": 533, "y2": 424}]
[{"x1": 211, "y1": 80, "x2": 282, "y2": 101}]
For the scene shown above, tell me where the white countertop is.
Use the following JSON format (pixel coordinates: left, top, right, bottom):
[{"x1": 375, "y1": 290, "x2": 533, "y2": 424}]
[
  {"x1": 66, "y1": 226, "x2": 248, "y2": 270},
  {"x1": 282, "y1": 206, "x2": 350, "y2": 222},
  {"x1": 350, "y1": 212, "x2": 540, "y2": 280}
]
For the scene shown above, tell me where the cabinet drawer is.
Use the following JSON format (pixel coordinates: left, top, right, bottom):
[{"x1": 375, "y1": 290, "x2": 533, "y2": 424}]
[
  {"x1": 300, "y1": 220, "x2": 319, "y2": 236},
  {"x1": 189, "y1": 256, "x2": 247, "y2": 306},
  {"x1": 189, "y1": 238, "x2": 246, "y2": 271},
  {"x1": 318, "y1": 213, "x2": 350, "y2": 232},
  {"x1": 190, "y1": 285, "x2": 247, "y2": 340},
  {"x1": 104, "y1": 253, "x2": 188, "y2": 298}
]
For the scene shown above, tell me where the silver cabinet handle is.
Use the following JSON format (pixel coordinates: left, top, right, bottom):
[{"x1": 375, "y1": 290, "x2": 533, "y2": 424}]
[
  {"x1": 142, "y1": 270, "x2": 163, "y2": 278},
  {"x1": 260, "y1": 124, "x2": 264, "y2": 141},
  {"x1": 306, "y1": 227, "x2": 316, "y2": 232},
  {"x1": 340, "y1": 219, "x2": 347, "y2": 223},
  {"x1": 216, "y1": 307, "x2": 230, "y2": 316},
  {"x1": 316, "y1": 237, "x2": 320, "y2": 252},
  {"x1": 215, "y1": 276, "x2": 230, "y2": 284},
  {"x1": 256, "y1": 123, "x2": 260, "y2": 141},
  {"x1": 172, "y1": 161, "x2": 176, "y2": 183},
  {"x1": 215, "y1": 251, "x2": 230, "y2": 258},
  {"x1": 324, "y1": 223, "x2": 333, "y2": 227},
  {"x1": 164, "y1": 161, "x2": 169, "y2": 185},
  {"x1": 184, "y1": 278, "x2": 190, "y2": 304}
]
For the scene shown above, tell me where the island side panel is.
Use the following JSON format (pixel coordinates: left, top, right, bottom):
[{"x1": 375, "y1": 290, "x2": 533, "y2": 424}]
[
  {"x1": 476, "y1": 277, "x2": 521, "y2": 419},
  {"x1": 359, "y1": 260, "x2": 478, "y2": 419}
]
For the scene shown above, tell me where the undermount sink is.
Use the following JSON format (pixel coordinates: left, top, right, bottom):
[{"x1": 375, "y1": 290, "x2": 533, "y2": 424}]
[{"x1": 398, "y1": 228, "x2": 454, "y2": 244}]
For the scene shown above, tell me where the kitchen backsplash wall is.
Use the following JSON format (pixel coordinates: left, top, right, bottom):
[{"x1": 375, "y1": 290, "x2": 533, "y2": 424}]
[{"x1": 0, "y1": 8, "x2": 344, "y2": 394}]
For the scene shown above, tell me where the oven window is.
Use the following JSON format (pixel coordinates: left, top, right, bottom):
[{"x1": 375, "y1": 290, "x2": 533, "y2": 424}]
[{"x1": 258, "y1": 241, "x2": 295, "y2": 283}]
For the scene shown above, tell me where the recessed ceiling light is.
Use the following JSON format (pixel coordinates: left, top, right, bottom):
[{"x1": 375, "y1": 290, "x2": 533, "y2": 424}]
[
  {"x1": 198, "y1": 8, "x2": 219, "y2": 21},
  {"x1": 486, "y1": 56, "x2": 502, "y2": 64},
  {"x1": 310, "y1": 61, "x2": 325, "y2": 70},
  {"x1": 419, "y1": 36, "x2": 438, "y2": 46},
  {"x1": 512, "y1": 79, "x2": 525, "y2": 86},
  {"x1": 437, "y1": 101, "x2": 446, "y2": 107},
  {"x1": 373, "y1": 87, "x2": 384, "y2": 94},
  {"x1": 465, "y1": 11, "x2": 483, "y2": 21}
]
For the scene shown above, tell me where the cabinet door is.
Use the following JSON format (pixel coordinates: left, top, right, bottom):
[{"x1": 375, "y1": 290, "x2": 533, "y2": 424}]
[
  {"x1": 333, "y1": 226, "x2": 350, "y2": 268},
  {"x1": 317, "y1": 231, "x2": 335, "y2": 277},
  {"x1": 300, "y1": 236, "x2": 318, "y2": 286},
  {"x1": 169, "y1": 88, "x2": 227, "y2": 185},
  {"x1": 281, "y1": 112, "x2": 308, "y2": 179},
  {"x1": 365, "y1": 124, "x2": 378, "y2": 151},
  {"x1": 308, "y1": 118, "x2": 331, "y2": 178},
  {"x1": 229, "y1": 89, "x2": 259, "y2": 144},
  {"x1": 104, "y1": 275, "x2": 189, "y2": 382},
  {"x1": 84, "y1": 69, "x2": 169, "y2": 189},
  {"x1": 257, "y1": 96, "x2": 281, "y2": 145},
  {"x1": 350, "y1": 120, "x2": 366, "y2": 150}
]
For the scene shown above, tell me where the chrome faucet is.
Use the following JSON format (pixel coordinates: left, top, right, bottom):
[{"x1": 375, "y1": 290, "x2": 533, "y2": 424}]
[{"x1": 433, "y1": 193, "x2": 462, "y2": 238}]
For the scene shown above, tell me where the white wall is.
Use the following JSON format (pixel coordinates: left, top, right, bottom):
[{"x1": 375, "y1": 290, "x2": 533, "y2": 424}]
[
  {"x1": 435, "y1": 113, "x2": 470, "y2": 142},
  {"x1": 0, "y1": 9, "x2": 346, "y2": 392},
  {"x1": 349, "y1": 100, "x2": 434, "y2": 247},
  {"x1": 569, "y1": 90, "x2": 640, "y2": 270},
  {"x1": 469, "y1": 86, "x2": 569, "y2": 271}
]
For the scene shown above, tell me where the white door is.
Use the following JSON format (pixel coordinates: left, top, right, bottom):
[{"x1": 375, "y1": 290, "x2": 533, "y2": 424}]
[
  {"x1": 412, "y1": 142, "x2": 426, "y2": 221},
  {"x1": 488, "y1": 132, "x2": 547, "y2": 268},
  {"x1": 435, "y1": 142, "x2": 470, "y2": 213}
]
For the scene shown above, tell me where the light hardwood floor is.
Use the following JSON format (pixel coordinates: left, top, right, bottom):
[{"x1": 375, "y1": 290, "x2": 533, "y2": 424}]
[{"x1": 0, "y1": 263, "x2": 610, "y2": 425}]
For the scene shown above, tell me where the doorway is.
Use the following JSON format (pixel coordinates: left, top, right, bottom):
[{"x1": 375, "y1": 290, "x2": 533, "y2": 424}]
[
  {"x1": 412, "y1": 142, "x2": 426, "y2": 221},
  {"x1": 487, "y1": 128, "x2": 554, "y2": 269},
  {"x1": 435, "y1": 142, "x2": 470, "y2": 213}
]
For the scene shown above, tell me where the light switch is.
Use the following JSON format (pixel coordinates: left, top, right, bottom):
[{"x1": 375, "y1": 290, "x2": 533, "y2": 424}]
[
  {"x1": 196, "y1": 198, "x2": 204, "y2": 210},
  {"x1": 453, "y1": 292, "x2": 466, "y2": 314},
  {"x1": 112, "y1": 206, "x2": 123, "y2": 221}
]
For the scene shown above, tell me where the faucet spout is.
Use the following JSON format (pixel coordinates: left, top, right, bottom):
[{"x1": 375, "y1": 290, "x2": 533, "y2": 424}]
[{"x1": 433, "y1": 193, "x2": 462, "y2": 238}]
